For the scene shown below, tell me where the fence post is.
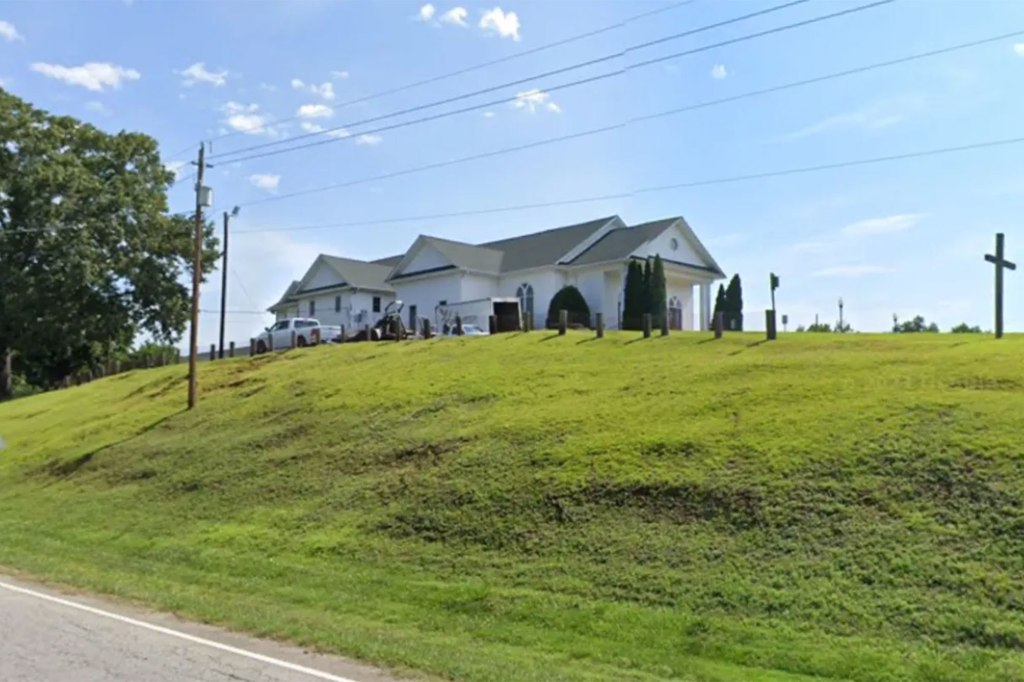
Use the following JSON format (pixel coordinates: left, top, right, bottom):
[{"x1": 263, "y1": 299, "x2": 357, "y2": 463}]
[
  {"x1": 455, "y1": 315, "x2": 463, "y2": 336},
  {"x1": 489, "y1": 314, "x2": 497, "y2": 335},
  {"x1": 340, "y1": 325, "x2": 346, "y2": 342},
  {"x1": 660, "y1": 312, "x2": 670, "y2": 337},
  {"x1": 765, "y1": 310, "x2": 778, "y2": 341},
  {"x1": 290, "y1": 330, "x2": 297, "y2": 349},
  {"x1": 364, "y1": 324, "x2": 371, "y2": 341},
  {"x1": 643, "y1": 313, "x2": 652, "y2": 339},
  {"x1": 229, "y1": 341, "x2": 236, "y2": 357},
  {"x1": 596, "y1": 312, "x2": 604, "y2": 338},
  {"x1": 558, "y1": 309, "x2": 568, "y2": 335},
  {"x1": 146, "y1": 355, "x2": 153, "y2": 369},
  {"x1": 249, "y1": 338, "x2": 255, "y2": 357},
  {"x1": 423, "y1": 319, "x2": 431, "y2": 339},
  {"x1": 209, "y1": 344, "x2": 216, "y2": 361},
  {"x1": 394, "y1": 318, "x2": 401, "y2": 342},
  {"x1": 714, "y1": 311, "x2": 725, "y2": 339}
]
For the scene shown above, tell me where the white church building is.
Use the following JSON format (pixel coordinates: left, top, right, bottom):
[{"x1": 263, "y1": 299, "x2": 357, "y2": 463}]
[{"x1": 269, "y1": 215, "x2": 725, "y2": 332}]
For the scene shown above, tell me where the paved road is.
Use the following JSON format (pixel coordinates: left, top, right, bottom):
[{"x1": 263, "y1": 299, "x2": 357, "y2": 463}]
[{"x1": 0, "y1": 575, "x2": 404, "y2": 682}]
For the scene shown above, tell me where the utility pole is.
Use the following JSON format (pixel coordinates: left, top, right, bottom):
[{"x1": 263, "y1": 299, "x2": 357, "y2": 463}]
[
  {"x1": 218, "y1": 207, "x2": 239, "y2": 359},
  {"x1": 188, "y1": 143, "x2": 209, "y2": 410}
]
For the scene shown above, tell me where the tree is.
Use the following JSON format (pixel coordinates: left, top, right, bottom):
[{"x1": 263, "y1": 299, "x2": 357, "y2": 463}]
[
  {"x1": 892, "y1": 315, "x2": 939, "y2": 333},
  {"x1": 724, "y1": 274, "x2": 743, "y2": 330},
  {"x1": 546, "y1": 285, "x2": 590, "y2": 328},
  {"x1": 0, "y1": 89, "x2": 219, "y2": 397},
  {"x1": 711, "y1": 284, "x2": 727, "y2": 327},
  {"x1": 650, "y1": 255, "x2": 667, "y2": 329},
  {"x1": 623, "y1": 261, "x2": 645, "y2": 330},
  {"x1": 642, "y1": 258, "x2": 653, "y2": 315},
  {"x1": 951, "y1": 323, "x2": 983, "y2": 334}
]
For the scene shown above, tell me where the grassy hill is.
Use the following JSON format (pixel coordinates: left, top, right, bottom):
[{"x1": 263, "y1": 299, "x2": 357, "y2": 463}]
[{"x1": 2, "y1": 332, "x2": 1024, "y2": 681}]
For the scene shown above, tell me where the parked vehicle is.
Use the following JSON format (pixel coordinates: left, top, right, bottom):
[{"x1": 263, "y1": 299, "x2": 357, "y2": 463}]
[
  {"x1": 441, "y1": 323, "x2": 489, "y2": 337},
  {"x1": 254, "y1": 318, "x2": 342, "y2": 353}
]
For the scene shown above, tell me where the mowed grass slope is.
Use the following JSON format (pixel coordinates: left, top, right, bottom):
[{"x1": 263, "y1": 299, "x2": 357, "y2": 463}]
[{"x1": 2, "y1": 332, "x2": 1024, "y2": 681}]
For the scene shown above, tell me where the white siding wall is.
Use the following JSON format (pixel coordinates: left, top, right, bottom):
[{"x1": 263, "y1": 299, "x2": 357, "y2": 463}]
[
  {"x1": 633, "y1": 223, "x2": 704, "y2": 266},
  {"x1": 461, "y1": 273, "x2": 500, "y2": 301},
  {"x1": 393, "y1": 274, "x2": 466, "y2": 326},
  {"x1": 350, "y1": 290, "x2": 395, "y2": 327},
  {"x1": 566, "y1": 266, "x2": 607, "y2": 327},
  {"x1": 402, "y1": 243, "x2": 450, "y2": 274},
  {"x1": 497, "y1": 269, "x2": 566, "y2": 327},
  {"x1": 604, "y1": 267, "x2": 625, "y2": 329},
  {"x1": 305, "y1": 262, "x2": 344, "y2": 290}
]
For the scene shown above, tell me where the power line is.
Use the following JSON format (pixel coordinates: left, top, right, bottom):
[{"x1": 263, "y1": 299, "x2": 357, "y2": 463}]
[
  {"x1": 237, "y1": 27, "x2": 1018, "y2": 209},
  {"x1": 230, "y1": 265, "x2": 256, "y2": 308},
  {"x1": 230, "y1": 135, "x2": 1024, "y2": 236},
  {"x1": 209, "y1": 0, "x2": 820, "y2": 162},
  {"x1": 204, "y1": 0, "x2": 700, "y2": 146}
]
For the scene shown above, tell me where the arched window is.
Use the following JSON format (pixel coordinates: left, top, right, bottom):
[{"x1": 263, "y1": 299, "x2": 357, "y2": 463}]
[
  {"x1": 668, "y1": 296, "x2": 684, "y2": 330},
  {"x1": 516, "y1": 283, "x2": 534, "y2": 319}
]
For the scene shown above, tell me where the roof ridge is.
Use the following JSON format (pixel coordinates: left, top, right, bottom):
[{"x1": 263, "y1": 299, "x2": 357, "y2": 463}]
[{"x1": 478, "y1": 215, "x2": 619, "y2": 247}]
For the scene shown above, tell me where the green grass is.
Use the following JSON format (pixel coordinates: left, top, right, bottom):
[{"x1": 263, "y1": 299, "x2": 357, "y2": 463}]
[{"x1": 2, "y1": 331, "x2": 1024, "y2": 681}]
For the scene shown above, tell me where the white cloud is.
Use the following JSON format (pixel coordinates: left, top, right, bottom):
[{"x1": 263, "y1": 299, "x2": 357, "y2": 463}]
[
  {"x1": 0, "y1": 20, "x2": 22, "y2": 42},
  {"x1": 356, "y1": 134, "x2": 382, "y2": 146},
  {"x1": 221, "y1": 101, "x2": 274, "y2": 136},
  {"x1": 249, "y1": 174, "x2": 281, "y2": 192},
  {"x1": 418, "y1": 3, "x2": 436, "y2": 21},
  {"x1": 778, "y1": 99, "x2": 923, "y2": 141},
  {"x1": 85, "y1": 100, "x2": 111, "y2": 115},
  {"x1": 177, "y1": 62, "x2": 228, "y2": 87},
  {"x1": 711, "y1": 64, "x2": 728, "y2": 80},
  {"x1": 1014, "y1": 43, "x2": 1024, "y2": 57},
  {"x1": 479, "y1": 7, "x2": 520, "y2": 40},
  {"x1": 482, "y1": 111, "x2": 496, "y2": 118},
  {"x1": 513, "y1": 89, "x2": 560, "y2": 114},
  {"x1": 259, "y1": 82, "x2": 278, "y2": 92},
  {"x1": 330, "y1": 70, "x2": 349, "y2": 80},
  {"x1": 811, "y1": 265, "x2": 892, "y2": 278},
  {"x1": 297, "y1": 103, "x2": 333, "y2": 118},
  {"x1": 291, "y1": 78, "x2": 335, "y2": 100},
  {"x1": 30, "y1": 62, "x2": 140, "y2": 92},
  {"x1": 440, "y1": 7, "x2": 469, "y2": 26},
  {"x1": 841, "y1": 213, "x2": 924, "y2": 237},
  {"x1": 300, "y1": 121, "x2": 350, "y2": 138}
]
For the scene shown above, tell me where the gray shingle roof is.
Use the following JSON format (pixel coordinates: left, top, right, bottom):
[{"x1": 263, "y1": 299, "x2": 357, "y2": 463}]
[
  {"x1": 480, "y1": 215, "x2": 617, "y2": 272},
  {"x1": 319, "y1": 255, "x2": 394, "y2": 291},
  {"x1": 269, "y1": 280, "x2": 301, "y2": 310},
  {"x1": 422, "y1": 236, "x2": 504, "y2": 274},
  {"x1": 569, "y1": 219, "x2": 676, "y2": 266}
]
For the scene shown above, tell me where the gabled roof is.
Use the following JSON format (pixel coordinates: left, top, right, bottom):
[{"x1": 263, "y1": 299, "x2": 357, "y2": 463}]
[
  {"x1": 569, "y1": 216, "x2": 726, "y2": 276},
  {"x1": 569, "y1": 219, "x2": 673, "y2": 266},
  {"x1": 268, "y1": 280, "x2": 301, "y2": 311},
  {"x1": 479, "y1": 215, "x2": 618, "y2": 272},
  {"x1": 319, "y1": 255, "x2": 394, "y2": 291},
  {"x1": 423, "y1": 236, "x2": 504, "y2": 274}
]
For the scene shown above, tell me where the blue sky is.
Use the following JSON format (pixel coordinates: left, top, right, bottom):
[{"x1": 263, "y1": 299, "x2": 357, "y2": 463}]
[{"x1": 2, "y1": 0, "x2": 1024, "y2": 346}]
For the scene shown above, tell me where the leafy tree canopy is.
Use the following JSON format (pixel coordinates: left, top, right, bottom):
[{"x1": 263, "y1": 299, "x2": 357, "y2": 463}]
[
  {"x1": 0, "y1": 88, "x2": 219, "y2": 397},
  {"x1": 892, "y1": 315, "x2": 939, "y2": 333},
  {"x1": 547, "y1": 285, "x2": 591, "y2": 328},
  {"x1": 951, "y1": 323, "x2": 984, "y2": 334}
]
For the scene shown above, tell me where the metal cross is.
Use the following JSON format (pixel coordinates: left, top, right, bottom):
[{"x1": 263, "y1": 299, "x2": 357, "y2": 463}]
[{"x1": 984, "y1": 233, "x2": 1016, "y2": 339}]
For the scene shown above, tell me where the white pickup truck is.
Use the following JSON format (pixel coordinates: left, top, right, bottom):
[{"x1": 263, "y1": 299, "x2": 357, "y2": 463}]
[{"x1": 254, "y1": 318, "x2": 342, "y2": 353}]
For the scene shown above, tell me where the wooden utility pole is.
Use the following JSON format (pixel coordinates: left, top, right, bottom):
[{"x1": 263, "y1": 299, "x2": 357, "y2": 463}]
[
  {"x1": 985, "y1": 233, "x2": 1017, "y2": 339},
  {"x1": 187, "y1": 143, "x2": 207, "y2": 410},
  {"x1": 218, "y1": 210, "x2": 229, "y2": 359}
]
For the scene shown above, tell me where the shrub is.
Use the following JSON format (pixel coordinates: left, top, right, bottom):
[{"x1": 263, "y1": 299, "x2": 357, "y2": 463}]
[{"x1": 546, "y1": 286, "x2": 591, "y2": 328}]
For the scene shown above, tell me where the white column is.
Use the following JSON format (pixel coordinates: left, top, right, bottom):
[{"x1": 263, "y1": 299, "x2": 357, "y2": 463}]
[{"x1": 699, "y1": 283, "x2": 711, "y2": 331}]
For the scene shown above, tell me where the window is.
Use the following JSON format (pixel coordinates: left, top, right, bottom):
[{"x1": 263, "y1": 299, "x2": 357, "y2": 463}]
[
  {"x1": 670, "y1": 237, "x2": 679, "y2": 252},
  {"x1": 668, "y1": 296, "x2": 684, "y2": 330},
  {"x1": 309, "y1": 300, "x2": 315, "y2": 316},
  {"x1": 272, "y1": 320, "x2": 289, "y2": 331},
  {"x1": 334, "y1": 295, "x2": 341, "y2": 313},
  {"x1": 439, "y1": 299, "x2": 447, "y2": 306},
  {"x1": 296, "y1": 320, "x2": 317, "y2": 328},
  {"x1": 372, "y1": 296, "x2": 381, "y2": 313},
  {"x1": 516, "y1": 283, "x2": 534, "y2": 318}
]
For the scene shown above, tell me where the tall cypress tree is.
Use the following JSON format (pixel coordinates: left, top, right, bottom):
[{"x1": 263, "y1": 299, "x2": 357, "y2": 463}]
[
  {"x1": 623, "y1": 260, "x2": 644, "y2": 330},
  {"x1": 651, "y1": 254, "x2": 667, "y2": 328},
  {"x1": 724, "y1": 274, "x2": 744, "y2": 330},
  {"x1": 642, "y1": 258, "x2": 653, "y2": 316},
  {"x1": 712, "y1": 284, "x2": 727, "y2": 327}
]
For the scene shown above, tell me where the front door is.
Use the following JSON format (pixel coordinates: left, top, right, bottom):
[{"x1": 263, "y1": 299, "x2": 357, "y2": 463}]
[{"x1": 668, "y1": 297, "x2": 684, "y2": 330}]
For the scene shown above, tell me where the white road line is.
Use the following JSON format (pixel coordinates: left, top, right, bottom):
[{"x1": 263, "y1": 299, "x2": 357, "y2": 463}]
[{"x1": 0, "y1": 580, "x2": 359, "y2": 682}]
